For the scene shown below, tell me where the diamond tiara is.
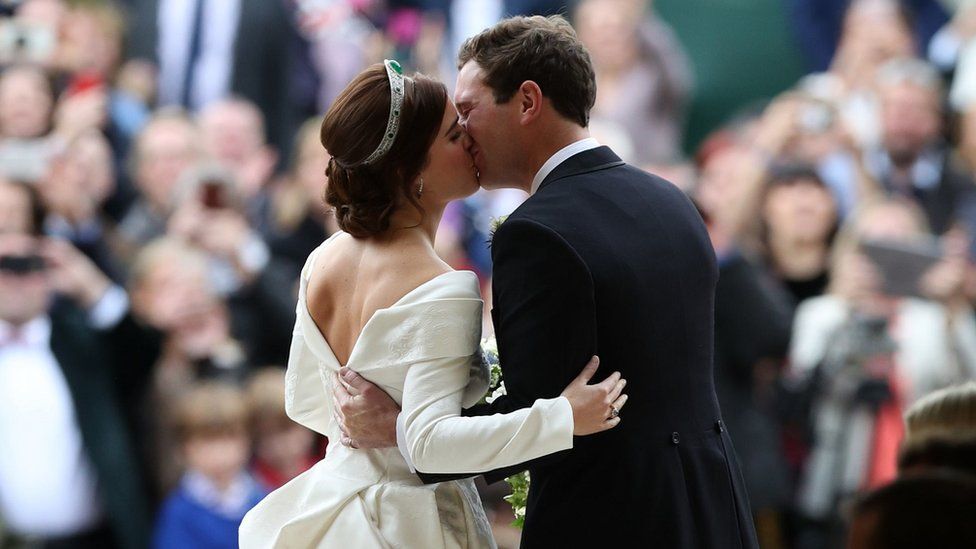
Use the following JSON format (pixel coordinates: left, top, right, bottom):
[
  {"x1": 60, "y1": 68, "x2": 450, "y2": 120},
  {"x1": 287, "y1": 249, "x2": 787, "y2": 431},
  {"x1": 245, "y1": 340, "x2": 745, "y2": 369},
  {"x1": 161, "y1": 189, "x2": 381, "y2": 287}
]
[{"x1": 360, "y1": 59, "x2": 405, "y2": 167}]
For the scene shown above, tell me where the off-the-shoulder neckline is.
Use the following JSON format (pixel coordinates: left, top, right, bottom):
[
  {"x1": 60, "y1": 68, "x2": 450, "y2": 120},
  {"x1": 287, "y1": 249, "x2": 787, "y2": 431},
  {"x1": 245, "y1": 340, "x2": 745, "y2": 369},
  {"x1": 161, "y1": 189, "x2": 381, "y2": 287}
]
[{"x1": 301, "y1": 235, "x2": 479, "y2": 368}]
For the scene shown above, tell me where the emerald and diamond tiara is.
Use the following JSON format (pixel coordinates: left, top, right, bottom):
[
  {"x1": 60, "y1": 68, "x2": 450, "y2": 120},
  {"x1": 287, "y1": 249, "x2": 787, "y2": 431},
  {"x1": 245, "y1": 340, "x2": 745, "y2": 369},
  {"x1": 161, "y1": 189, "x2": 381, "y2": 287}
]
[{"x1": 360, "y1": 59, "x2": 405, "y2": 167}]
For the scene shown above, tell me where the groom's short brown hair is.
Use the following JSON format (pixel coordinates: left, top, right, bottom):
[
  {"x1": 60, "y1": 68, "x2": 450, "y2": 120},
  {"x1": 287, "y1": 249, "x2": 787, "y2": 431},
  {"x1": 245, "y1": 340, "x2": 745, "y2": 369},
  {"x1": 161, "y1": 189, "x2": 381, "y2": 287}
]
[{"x1": 458, "y1": 15, "x2": 596, "y2": 128}]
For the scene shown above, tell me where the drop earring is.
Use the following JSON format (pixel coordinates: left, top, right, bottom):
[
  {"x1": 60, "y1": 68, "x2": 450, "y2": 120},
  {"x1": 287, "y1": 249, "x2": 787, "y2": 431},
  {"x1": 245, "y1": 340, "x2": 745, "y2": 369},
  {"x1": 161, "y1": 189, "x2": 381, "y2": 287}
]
[{"x1": 417, "y1": 177, "x2": 424, "y2": 198}]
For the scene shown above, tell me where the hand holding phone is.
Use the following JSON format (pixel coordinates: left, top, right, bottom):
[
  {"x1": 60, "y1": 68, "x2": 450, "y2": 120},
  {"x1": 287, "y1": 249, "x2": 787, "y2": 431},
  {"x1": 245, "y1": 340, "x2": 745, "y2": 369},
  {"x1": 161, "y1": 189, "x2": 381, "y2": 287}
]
[{"x1": 199, "y1": 180, "x2": 228, "y2": 209}]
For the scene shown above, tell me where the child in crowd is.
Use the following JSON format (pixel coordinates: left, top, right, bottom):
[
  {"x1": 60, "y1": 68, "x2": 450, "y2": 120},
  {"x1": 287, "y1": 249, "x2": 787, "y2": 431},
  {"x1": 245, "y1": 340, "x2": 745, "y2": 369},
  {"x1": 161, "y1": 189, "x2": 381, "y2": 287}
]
[
  {"x1": 153, "y1": 382, "x2": 266, "y2": 549},
  {"x1": 246, "y1": 368, "x2": 321, "y2": 490}
]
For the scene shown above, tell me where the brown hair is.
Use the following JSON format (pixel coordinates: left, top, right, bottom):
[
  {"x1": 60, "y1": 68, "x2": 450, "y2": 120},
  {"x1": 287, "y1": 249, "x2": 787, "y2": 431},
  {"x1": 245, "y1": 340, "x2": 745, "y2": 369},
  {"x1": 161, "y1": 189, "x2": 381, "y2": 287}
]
[
  {"x1": 172, "y1": 382, "x2": 249, "y2": 443},
  {"x1": 321, "y1": 63, "x2": 447, "y2": 238},
  {"x1": 246, "y1": 368, "x2": 290, "y2": 429},
  {"x1": 457, "y1": 15, "x2": 596, "y2": 128}
]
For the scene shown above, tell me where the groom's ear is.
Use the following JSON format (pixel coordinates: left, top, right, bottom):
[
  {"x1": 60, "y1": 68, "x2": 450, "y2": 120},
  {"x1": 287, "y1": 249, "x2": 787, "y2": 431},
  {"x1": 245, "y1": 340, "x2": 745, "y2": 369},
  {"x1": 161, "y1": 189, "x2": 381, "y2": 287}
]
[{"x1": 517, "y1": 81, "x2": 543, "y2": 126}]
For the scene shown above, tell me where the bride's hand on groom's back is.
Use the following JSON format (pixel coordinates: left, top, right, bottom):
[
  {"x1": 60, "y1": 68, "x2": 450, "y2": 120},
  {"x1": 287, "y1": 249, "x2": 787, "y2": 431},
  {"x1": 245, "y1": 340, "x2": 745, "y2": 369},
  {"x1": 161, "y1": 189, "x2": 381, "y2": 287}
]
[{"x1": 560, "y1": 356, "x2": 628, "y2": 436}]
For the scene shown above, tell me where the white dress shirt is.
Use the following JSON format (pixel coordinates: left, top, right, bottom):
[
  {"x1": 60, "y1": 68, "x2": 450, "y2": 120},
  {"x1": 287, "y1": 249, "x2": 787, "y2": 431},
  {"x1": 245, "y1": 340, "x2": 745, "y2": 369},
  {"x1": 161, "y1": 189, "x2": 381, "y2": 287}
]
[
  {"x1": 0, "y1": 317, "x2": 103, "y2": 537},
  {"x1": 529, "y1": 137, "x2": 601, "y2": 195},
  {"x1": 157, "y1": 0, "x2": 241, "y2": 110}
]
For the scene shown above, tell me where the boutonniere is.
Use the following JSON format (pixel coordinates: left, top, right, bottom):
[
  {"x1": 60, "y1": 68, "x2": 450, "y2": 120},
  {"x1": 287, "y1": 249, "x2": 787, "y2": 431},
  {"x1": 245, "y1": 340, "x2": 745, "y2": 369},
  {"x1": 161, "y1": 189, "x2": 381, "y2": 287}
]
[{"x1": 487, "y1": 215, "x2": 509, "y2": 247}]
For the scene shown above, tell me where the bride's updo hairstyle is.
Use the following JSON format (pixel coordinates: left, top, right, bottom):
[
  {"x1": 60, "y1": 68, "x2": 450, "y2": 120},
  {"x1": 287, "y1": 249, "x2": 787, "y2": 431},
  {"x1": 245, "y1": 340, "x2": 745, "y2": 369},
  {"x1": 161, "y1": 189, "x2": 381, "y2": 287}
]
[{"x1": 321, "y1": 62, "x2": 447, "y2": 238}]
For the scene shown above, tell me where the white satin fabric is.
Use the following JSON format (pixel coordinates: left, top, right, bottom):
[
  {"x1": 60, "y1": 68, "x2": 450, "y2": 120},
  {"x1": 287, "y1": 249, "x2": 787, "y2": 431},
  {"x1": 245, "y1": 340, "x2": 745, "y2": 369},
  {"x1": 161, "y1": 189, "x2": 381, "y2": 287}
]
[{"x1": 239, "y1": 233, "x2": 574, "y2": 548}]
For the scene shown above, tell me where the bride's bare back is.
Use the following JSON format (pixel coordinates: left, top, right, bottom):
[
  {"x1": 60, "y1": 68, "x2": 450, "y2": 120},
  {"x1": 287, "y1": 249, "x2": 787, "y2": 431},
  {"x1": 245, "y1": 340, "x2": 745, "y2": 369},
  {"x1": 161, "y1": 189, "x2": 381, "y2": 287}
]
[{"x1": 306, "y1": 232, "x2": 452, "y2": 365}]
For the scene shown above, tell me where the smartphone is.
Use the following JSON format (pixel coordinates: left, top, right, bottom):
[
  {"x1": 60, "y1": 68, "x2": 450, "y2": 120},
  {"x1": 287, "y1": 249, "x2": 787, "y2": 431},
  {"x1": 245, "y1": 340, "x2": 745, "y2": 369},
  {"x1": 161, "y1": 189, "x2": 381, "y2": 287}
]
[
  {"x1": 860, "y1": 238, "x2": 944, "y2": 298},
  {"x1": 0, "y1": 254, "x2": 45, "y2": 275},
  {"x1": 199, "y1": 180, "x2": 227, "y2": 209},
  {"x1": 0, "y1": 140, "x2": 53, "y2": 183}
]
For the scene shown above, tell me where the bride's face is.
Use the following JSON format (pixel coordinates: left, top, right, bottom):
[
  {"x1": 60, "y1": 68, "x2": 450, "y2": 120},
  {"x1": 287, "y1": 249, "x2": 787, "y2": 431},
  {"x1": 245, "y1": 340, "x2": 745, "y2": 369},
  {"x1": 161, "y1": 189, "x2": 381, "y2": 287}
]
[{"x1": 418, "y1": 101, "x2": 480, "y2": 204}]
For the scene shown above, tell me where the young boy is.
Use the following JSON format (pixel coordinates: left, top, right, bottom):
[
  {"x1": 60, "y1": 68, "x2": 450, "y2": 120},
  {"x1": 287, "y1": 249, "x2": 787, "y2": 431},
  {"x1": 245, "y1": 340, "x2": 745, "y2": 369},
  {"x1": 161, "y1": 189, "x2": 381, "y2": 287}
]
[
  {"x1": 246, "y1": 368, "x2": 320, "y2": 490},
  {"x1": 153, "y1": 382, "x2": 266, "y2": 548}
]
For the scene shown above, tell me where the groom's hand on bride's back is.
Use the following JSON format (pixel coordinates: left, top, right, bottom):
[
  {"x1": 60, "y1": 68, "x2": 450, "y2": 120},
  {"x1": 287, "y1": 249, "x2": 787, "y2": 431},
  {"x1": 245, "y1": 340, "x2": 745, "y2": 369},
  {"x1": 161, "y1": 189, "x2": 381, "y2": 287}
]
[{"x1": 331, "y1": 368, "x2": 400, "y2": 449}]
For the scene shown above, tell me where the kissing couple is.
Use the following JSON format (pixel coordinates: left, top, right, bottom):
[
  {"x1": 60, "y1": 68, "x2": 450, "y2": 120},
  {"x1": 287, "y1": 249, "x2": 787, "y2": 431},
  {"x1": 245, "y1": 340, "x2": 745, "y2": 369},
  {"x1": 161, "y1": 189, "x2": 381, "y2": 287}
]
[{"x1": 241, "y1": 14, "x2": 758, "y2": 549}]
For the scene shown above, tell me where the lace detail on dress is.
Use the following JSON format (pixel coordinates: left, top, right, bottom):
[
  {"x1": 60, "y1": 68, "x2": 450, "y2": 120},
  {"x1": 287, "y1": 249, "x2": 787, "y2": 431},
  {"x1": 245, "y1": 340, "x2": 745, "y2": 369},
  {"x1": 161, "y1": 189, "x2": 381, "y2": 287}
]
[{"x1": 388, "y1": 304, "x2": 479, "y2": 363}]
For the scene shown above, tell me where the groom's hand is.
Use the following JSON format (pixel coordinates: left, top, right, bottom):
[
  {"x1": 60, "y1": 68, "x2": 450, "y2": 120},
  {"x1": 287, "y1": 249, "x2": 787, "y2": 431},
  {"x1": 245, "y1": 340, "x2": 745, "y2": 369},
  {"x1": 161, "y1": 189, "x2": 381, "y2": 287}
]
[{"x1": 331, "y1": 367, "x2": 400, "y2": 449}]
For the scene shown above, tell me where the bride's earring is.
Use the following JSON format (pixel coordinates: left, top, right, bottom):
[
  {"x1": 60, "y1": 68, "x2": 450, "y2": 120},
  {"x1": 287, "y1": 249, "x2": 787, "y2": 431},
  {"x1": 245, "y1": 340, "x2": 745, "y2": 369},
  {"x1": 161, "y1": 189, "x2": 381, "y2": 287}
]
[{"x1": 417, "y1": 177, "x2": 424, "y2": 198}]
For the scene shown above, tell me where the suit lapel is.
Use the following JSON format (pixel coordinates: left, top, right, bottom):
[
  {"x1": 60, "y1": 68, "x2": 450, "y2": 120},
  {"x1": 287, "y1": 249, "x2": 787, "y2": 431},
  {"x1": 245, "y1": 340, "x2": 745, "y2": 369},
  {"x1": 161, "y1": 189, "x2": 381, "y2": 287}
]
[{"x1": 535, "y1": 146, "x2": 625, "y2": 193}]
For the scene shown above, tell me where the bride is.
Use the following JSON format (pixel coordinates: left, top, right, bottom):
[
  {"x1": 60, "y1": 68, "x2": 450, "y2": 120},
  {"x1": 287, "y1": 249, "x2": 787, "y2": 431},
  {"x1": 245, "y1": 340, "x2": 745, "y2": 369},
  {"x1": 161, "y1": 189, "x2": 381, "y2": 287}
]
[{"x1": 239, "y1": 60, "x2": 626, "y2": 548}]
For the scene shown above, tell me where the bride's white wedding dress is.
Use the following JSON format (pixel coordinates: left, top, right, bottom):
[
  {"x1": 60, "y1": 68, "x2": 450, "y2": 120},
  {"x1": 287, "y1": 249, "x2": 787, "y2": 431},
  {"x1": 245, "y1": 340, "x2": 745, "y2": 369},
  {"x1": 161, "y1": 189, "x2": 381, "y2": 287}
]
[{"x1": 239, "y1": 233, "x2": 574, "y2": 548}]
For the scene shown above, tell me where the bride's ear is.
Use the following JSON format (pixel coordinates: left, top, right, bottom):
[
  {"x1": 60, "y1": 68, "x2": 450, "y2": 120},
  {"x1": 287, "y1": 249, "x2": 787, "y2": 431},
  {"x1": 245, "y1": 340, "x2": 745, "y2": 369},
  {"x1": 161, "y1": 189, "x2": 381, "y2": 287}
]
[{"x1": 518, "y1": 81, "x2": 543, "y2": 126}]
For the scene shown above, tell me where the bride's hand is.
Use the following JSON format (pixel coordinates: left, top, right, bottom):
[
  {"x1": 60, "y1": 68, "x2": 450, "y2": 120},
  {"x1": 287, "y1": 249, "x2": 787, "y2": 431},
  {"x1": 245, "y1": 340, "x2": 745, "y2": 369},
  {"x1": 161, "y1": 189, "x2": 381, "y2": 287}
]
[{"x1": 560, "y1": 356, "x2": 627, "y2": 436}]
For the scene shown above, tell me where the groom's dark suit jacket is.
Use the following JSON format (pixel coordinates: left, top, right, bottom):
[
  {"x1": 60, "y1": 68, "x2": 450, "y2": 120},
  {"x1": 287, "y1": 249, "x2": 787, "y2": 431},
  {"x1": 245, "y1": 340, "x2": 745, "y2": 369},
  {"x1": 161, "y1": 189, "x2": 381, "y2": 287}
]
[{"x1": 419, "y1": 147, "x2": 758, "y2": 548}]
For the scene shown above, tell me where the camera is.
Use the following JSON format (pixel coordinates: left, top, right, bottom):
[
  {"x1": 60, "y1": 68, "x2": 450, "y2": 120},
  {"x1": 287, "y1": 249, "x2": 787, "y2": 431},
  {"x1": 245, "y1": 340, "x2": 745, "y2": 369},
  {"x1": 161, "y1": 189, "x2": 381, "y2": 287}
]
[
  {"x1": 199, "y1": 179, "x2": 228, "y2": 209},
  {"x1": 0, "y1": 253, "x2": 45, "y2": 275},
  {"x1": 177, "y1": 165, "x2": 240, "y2": 210}
]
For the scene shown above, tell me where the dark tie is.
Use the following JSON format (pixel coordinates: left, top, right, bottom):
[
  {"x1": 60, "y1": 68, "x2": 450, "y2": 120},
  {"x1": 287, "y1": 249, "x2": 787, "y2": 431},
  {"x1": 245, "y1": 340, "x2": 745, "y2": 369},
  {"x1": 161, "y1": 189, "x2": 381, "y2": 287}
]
[{"x1": 181, "y1": 0, "x2": 206, "y2": 109}]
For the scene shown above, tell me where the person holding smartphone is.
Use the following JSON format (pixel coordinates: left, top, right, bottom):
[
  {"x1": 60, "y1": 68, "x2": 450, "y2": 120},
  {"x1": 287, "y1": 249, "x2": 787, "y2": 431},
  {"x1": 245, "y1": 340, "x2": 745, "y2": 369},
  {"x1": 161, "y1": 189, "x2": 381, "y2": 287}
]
[{"x1": 787, "y1": 198, "x2": 976, "y2": 546}]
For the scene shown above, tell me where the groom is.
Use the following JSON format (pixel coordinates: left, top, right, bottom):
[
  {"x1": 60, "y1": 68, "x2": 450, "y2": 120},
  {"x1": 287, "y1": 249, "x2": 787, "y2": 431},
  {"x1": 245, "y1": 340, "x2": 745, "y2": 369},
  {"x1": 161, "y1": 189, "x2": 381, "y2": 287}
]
[{"x1": 334, "y1": 15, "x2": 758, "y2": 548}]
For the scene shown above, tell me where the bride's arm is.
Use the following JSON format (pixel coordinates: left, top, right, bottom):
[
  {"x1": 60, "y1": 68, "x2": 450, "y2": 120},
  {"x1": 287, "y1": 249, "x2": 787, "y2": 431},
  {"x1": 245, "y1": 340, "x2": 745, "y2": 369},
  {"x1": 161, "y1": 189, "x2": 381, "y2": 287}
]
[{"x1": 399, "y1": 353, "x2": 575, "y2": 474}]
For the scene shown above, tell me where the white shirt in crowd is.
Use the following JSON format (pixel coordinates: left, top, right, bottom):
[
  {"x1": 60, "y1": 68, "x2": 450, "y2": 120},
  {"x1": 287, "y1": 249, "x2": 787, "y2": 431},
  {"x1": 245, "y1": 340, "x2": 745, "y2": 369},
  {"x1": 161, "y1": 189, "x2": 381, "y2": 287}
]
[{"x1": 0, "y1": 288, "x2": 128, "y2": 537}]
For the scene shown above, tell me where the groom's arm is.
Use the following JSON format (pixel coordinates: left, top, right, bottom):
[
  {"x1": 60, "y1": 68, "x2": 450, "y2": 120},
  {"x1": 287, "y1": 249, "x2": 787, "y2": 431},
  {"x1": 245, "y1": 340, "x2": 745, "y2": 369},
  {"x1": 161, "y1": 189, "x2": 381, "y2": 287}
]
[{"x1": 417, "y1": 217, "x2": 598, "y2": 484}]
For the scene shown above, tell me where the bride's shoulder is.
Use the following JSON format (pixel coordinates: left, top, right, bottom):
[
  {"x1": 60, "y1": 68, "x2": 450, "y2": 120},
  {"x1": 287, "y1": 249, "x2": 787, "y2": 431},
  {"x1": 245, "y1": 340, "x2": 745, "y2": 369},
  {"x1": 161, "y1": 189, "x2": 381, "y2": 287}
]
[{"x1": 394, "y1": 262, "x2": 480, "y2": 305}]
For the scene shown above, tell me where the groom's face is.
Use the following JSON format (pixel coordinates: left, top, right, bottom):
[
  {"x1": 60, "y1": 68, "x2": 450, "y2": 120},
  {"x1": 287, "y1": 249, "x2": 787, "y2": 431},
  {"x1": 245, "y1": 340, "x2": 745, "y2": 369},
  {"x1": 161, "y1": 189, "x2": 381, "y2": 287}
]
[{"x1": 454, "y1": 62, "x2": 521, "y2": 190}]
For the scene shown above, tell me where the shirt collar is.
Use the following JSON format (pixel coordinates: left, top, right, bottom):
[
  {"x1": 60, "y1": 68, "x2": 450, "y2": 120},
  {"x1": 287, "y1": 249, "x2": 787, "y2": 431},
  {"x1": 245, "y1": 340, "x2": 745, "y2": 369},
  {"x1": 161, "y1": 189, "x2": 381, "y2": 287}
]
[
  {"x1": 183, "y1": 470, "x2": 258, "y2": 518},
  {"x1": 530, "y1": 137, "x2": 601, "y2": 196},
  {"x1": 0, "y1": 316, "x2": 51, "y2": 348}
]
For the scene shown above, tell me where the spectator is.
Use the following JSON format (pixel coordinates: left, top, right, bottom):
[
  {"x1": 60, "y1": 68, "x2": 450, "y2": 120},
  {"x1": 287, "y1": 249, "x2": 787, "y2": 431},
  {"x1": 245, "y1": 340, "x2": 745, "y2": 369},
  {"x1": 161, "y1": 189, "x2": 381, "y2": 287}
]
[
  {"x1": 126, "y1": 0, "x2": 309, "y2": 158},
  {"x1": 759, "y1": 164, "x2": 840, "y2": 305},
  {"x1": 129, "y1": 237, "x2": 251, "y2": 493},
  {"x1": 788, "y1": 0, "x2": 948, "y2": 73},
  {"x1": 788, "y1": 199, "x2": 976, "y2": 546},
  {"x1": 575, "y1": 0, "x2": 692, "y2": 164},
  {"x1": 114, "y1": 109, "x2": 203, "y2": 261},
  {"x1": 0, "y1": 65, "x2": 58, "y2": 183},
  {"x1": 246, "y1": 368, "x2": 319, "y2": 491},
  {"x1": 897, "y1": 381, "x2": 976, "y2": 475},
  {"x1": 196, "y1": 97, "x2": 278, "y2": 231},
  {"x1": 865, "y1": 57, "x2": 976, "y2": 237},
  {"x1": 848, "y1": 472, "x2": 976, "y2": 549},
  {"x1": 701, "y1": 193, "x2": 795, "y2": 549},
  {"x1": 264, "y1": 117, "x2": 336, "y2": 276},
  {"x1": 165, "y1": 164, "x2": 296, "y2": 365},
  {"x1": 0, "y1": 177, "x2": 159, "y2": 549},
  {"x1": 38, "y1": 130, "x2": 124, "y2": 281},
  {"x1": 152, "y1": 382, "x2": 266, "y2": 549}
]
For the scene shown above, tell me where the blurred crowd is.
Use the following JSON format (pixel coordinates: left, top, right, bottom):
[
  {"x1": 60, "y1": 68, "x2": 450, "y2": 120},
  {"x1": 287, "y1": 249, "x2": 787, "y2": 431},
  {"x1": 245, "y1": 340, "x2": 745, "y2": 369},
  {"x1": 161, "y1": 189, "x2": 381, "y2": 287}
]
[{"x1": 0, "y1": 0, "x2": 976, "y2": 548}]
